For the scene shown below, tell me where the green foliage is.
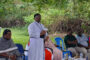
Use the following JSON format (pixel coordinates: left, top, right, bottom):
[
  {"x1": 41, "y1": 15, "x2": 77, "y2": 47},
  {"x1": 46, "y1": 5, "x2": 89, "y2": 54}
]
[
  {"x1": 24, "y1": 14, "x2": 34, "y2": 24},
  {"x1": 0, "y1": 0, "x2": 90, "y2": 25},
  {"x1": 65, "y1": 0, "x2": 90, "y2": 20},
  {"x1": 0, "y1": 0, "x2": 90, "y2": 47},
  {"x1": 22, "y1": 0, "x2": 90, "y2": 20},
  {"x1": 24, "y1": 8, "x2": 65, "y2": 27}
]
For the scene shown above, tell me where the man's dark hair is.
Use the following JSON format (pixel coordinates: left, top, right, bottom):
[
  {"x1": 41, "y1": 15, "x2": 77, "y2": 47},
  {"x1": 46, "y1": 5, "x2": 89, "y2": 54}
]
[
  {"x1": 67, "y1": 28, "x2": 72, "y2": 32},
  {"x1": 34, "y1": 13, "x2": 41, "y2": 18},
  {"x1": 3, "y1": 29, "x2": 11, "y2": 36},
  {"x1": 77, "y1": 28, "x2": 84, "y2": 34}
]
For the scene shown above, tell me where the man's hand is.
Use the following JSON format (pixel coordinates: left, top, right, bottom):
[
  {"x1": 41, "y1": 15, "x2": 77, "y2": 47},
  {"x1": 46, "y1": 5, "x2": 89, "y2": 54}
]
[
  {"x1": 73, "y1": 40, "x2": 77, "y2": 44},
  {"x1": 89, "y1": 45, "x2": 90, "y2": 48},
  {"x1": 67, "y1": 41, "x2": 73, "y2": 44},
  {"x1": 0, "y1": 53, "x2": 16, "y2": 60},
  {"x1": 40, "y1": 30, "x2": 46, "y2": 36},
  {"x1": 45, "y1": 36, "x2": 49, "y2": 41},
  {"x1": 0, "y1": 53, "x2": 8, "y2": 57},
  {"x1": 10, "y1": 55, "x2": 16, "y2": 60},
  {"x1": 67, "y1": 40, "x2": 77, "y2": 44}
]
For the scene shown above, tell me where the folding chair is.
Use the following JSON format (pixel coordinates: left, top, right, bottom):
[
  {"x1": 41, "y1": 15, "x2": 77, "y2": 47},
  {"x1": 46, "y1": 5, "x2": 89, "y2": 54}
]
[
  {"x1": 55, "y1": 37, "x2": 72, "y2": 57},
  {"x1": 16, "y1": 44, "x2": 28, "y2": 60}
]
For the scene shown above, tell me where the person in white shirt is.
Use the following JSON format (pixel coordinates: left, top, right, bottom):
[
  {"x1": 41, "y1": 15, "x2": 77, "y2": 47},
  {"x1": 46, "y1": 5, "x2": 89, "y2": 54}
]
[
  {"x1": 28, "y1": 13, "x2": 48, "y2": 60},
  {"x1": 76, "y1": 28, "x2": 90, "y2": 58},
  {"x1": 76, "y1": 29, "x2": 89, "y2": 48}
]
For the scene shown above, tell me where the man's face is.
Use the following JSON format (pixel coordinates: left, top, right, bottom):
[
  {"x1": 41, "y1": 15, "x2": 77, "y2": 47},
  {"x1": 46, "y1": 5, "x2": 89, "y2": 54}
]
[
  {"x1": 34, "y1": 15, "x2": 41, "y2": 22},
  {"x1": 77, "y1": 32, "x2": 82, "y2": 36},
  {"x1": 4, "y1": 32, "x2": 11, "y2": 40},
  {"x1": 68, "y1": 31, "x2": 72, "y2": 35}
]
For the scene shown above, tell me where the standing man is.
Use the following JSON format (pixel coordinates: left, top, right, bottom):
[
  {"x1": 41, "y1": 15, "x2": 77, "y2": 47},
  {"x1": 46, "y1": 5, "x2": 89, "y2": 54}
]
[{"x1": 28, "y1": 13, "x2": 47, "y2": 60}]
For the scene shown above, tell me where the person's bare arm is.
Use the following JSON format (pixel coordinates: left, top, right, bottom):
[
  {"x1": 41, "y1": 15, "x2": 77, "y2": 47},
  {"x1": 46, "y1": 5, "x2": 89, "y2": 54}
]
[
  {"x1": 67, "y1": 40, "x2": 77, "y2": 44},
  {"x1": 40, "y1": 30, "x2": 46, "y2": 36},
  {"x1": 0, "y1": 53, "x2": 9, "y2": 58},
  {"x1": 0, "y1": 53, "x2": 16, "y2": 60},
  {"x1": 54, "y1": 44, "x2": 59, "y2": 47},
  {"x1": 67, "y1": 40, "x2": 74, "y2": 44},
  {"x1": 44, "y1": 36, "x2": 49, "y2": 41},
  {"x1": 73, "y1": 40, "x2": 78, "y2": 44}
]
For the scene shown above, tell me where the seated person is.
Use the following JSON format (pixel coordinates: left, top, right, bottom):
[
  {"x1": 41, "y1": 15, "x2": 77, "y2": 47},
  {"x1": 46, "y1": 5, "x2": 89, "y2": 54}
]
[
  {"x1": 45, "y1": 36, "x2": 62, "y2": 60},
  {"x1": 0, "y1": 29, "x2": 22, "y2": 60},
  {"x1": 76, "y1": 28, "x2": 90, "y2": 53},
  {"x1": 76, "y1": 28, "x2": 88, "y2": 48},
  {"x1": 64, "y1": 28, "x2": 87, "y2": 57}
]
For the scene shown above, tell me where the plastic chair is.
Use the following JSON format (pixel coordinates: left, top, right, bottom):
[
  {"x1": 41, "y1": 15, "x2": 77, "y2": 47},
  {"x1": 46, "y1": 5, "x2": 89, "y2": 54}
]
[
  {"x1": 16, "y1": 44, "x2": 28, "y2": 60},
  {"x1": 24, "y1": 44, "x2": 30, "y2": 60},
  {"x1": 55, "y1": 37, "x2": 72, "y2": 57},
  {"x1": 55, "y1": 37, "x2": 64, "y2": 50}
]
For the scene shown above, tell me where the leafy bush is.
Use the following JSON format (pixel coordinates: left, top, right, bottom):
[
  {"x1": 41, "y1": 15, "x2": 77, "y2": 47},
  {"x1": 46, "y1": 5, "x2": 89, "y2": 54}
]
[
  {"x1": 23, "y1": 14, "x2": 34, "y2": 24},
  {"x1": 24, "y1": 8, "x2": 65, "y2": 26}
]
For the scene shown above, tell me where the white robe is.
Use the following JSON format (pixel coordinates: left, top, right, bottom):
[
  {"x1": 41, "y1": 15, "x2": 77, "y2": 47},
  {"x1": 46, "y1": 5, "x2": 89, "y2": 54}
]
[{"x1": 28, "y1": 21, "x2": 46, "y2": 60}]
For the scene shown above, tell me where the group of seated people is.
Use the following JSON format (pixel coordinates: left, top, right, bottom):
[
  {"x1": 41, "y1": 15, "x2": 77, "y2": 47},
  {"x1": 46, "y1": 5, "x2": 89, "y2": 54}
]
[
  {"x1": 0, "y1": 29, "x2": 63, "y2": 60},
  {"x1": 64, "y1": 28, "x2": 90, "y2": 58},
  {"x1": 44, "y1": 28, "x2": 90, "y2": 59},
  {"x1": 0, "y1": 28, "x2": 90, "y2": 60}
]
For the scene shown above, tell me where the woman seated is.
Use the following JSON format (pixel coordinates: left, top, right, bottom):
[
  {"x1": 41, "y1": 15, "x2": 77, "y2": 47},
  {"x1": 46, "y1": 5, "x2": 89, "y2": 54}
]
[{"x1": 44, "y1": 36, "x2": 62, "y2": 60}]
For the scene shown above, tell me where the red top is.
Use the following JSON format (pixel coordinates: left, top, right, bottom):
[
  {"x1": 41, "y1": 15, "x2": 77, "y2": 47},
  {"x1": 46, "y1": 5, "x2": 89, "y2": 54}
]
[
  {"x1": 89, "y1": 36, "x2": 90, "y2": 47},
  {"x1": 89, "y1": 37, "x2": 90, "y2": 43},
  {"x1": 45, "y1": 49, "x2": 52, "y2": 60}
]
